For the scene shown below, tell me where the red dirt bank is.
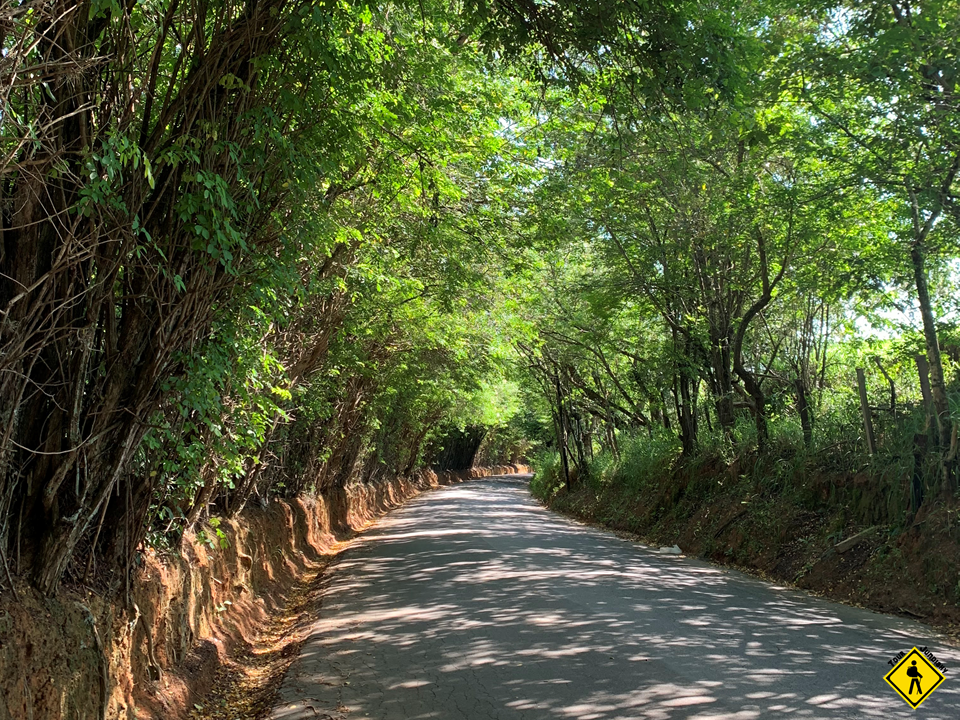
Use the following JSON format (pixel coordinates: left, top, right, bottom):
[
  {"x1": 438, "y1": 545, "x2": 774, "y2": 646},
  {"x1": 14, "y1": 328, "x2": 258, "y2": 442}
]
[{"x1": 0, "y1": 466, "x2": 527, "y2": 720}]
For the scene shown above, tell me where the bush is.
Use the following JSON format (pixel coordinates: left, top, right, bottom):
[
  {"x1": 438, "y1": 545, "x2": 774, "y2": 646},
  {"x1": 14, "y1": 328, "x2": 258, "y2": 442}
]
[
  {"x1": 613, "y1": 431, "x2": 682, "y2": 491},
  {"x1": 529, "y1": 449, "x2": 563, "y2": 499}
]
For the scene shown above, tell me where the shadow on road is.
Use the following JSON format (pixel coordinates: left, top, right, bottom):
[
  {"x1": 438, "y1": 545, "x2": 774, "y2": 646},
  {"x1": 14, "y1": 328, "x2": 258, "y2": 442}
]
[{"x1": 270, "y1": 476, "x2": 960, "y2": 720}]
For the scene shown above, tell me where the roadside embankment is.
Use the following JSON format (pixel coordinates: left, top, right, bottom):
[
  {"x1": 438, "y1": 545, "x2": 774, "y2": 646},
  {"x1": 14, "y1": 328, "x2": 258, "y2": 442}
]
[{"x1": 0, "y1": 465, "x2": 527, "y2": 720}]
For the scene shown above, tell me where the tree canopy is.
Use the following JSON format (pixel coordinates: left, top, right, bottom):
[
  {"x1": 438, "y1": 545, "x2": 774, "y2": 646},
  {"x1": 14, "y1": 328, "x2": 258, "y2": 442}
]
[{"x1": 1, "y1": 0, "x2": 958, "y2": 595}]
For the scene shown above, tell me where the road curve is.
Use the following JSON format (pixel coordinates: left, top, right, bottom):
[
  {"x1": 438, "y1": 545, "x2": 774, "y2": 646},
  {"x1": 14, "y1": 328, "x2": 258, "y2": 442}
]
[{"x1": 269, "y1": 475, "x2": 960, "y2": 719}]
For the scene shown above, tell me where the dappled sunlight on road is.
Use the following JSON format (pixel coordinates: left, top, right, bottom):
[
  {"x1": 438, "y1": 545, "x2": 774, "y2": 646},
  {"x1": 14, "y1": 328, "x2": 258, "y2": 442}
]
[{"x1": 270, "y1": 476, "x2": 960, "y2": 720}]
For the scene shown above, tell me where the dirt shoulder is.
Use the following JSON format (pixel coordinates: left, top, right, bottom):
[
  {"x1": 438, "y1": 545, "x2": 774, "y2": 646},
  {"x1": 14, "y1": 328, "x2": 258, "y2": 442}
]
[{"x1": 187, "y1": 553, "x2": 338, "y2": 720}]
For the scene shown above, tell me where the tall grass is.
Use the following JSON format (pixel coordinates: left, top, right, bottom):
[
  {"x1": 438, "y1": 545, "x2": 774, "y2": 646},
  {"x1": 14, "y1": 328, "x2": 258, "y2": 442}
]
[
  {"x1": 530, "y1": 392, "x2": 939, "y2": 530},
  {"x1": 529, "y1": 431, "x2": 682, "y2": 500},
  {"x1": 529, "y1": 448, "x2": 563, "y2": 499}
]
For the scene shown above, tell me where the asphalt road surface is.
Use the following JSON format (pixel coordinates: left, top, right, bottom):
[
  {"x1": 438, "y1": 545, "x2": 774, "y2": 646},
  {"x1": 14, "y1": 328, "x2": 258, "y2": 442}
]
[{"x1": 269, "y1": 475, "x2": 960, "y2": 719}]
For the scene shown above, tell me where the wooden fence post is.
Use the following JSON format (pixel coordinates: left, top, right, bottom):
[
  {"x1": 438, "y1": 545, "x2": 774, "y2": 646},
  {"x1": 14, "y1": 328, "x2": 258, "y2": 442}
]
[
  {"x1": 795, "y1": 377, "x2": 812, "y2": 448},
  {"x1": 856, "y1": 368, "x2": 876, "y2": 456}
]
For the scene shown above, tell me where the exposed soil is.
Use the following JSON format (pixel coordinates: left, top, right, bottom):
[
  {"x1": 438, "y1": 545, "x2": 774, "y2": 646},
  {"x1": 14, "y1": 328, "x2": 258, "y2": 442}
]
[
  {"x1": 0, "y1": 583, "x2": 111, "y2": 720},
  {"x1": 0, "y1": 465, "x2": 528, "y2": 720},
  {"x1": 539, "y1": 462, "x2": 960, "y2": 643},
  {"x1": 187, "y1": 553, "x2": 339, "y2": 720}
]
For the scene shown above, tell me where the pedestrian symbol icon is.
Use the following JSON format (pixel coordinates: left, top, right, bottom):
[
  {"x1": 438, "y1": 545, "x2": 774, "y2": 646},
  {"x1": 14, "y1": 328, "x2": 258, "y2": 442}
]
[
  {"x1": 885, "y1": 647, "x2": 946, "y2": 709},
  {"x1": 907, "y1": 660, "x2": 922, "y2": 695}
]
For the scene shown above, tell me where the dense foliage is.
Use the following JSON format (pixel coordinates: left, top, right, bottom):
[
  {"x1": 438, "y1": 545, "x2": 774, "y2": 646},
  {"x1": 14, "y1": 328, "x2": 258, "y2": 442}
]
[
  {"x1": 519, "y1": 0, "x2": 960, "y2": 528},
  {"x1": 0, "y1": 0, "x2": 538, "y2": 594},
  {"x1": 1, "y1": 0, "x2": 958, "y2": 597}
]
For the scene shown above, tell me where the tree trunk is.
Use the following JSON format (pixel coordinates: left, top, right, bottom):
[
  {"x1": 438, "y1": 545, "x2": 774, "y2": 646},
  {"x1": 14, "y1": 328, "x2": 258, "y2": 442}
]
[
  {"x1": 554, "y1": 375, "x2": 572, "y2": 492},
  {"x1": 910, "y1": 242, "x2": 952, "y2": 450},
  {"x1": 659, "y1": 391, "x2": 672, "y2": 430},
  {"x1": 713, "y1": 355, "x2": 737, "y2": 435},
  {"x1": 738, "y1": 370, "x2": 768, "y2": 449},
  {"x1": 731, "y1": 226, "x2": 787, "y2": 452},
  {"x1": 915, "y1": 354, "x2": 935, "y2": 434},
  {"x1": 675, "y1": 372, "x2": 698, "y2": 456}
]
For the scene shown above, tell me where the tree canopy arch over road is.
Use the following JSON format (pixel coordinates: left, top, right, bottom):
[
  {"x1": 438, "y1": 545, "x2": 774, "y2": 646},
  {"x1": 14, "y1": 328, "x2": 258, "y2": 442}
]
[{"x1": 1, "y1": 0, "x2": 959, "y2": 598}]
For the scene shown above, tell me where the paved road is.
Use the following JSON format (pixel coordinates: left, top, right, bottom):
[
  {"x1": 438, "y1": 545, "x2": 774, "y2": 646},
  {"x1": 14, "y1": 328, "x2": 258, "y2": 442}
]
[{"x1": 269, "y1": 475, "x2": 960, "y2": 719}]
